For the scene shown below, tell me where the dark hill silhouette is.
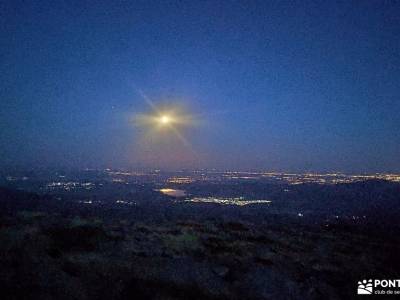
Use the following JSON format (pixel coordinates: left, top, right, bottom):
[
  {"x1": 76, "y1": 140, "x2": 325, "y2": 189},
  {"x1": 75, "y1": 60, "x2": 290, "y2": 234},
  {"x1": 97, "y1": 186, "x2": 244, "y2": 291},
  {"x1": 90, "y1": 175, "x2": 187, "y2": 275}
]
[{"x1": 0, "y1": 183, "x2": 399, "y2": 299}]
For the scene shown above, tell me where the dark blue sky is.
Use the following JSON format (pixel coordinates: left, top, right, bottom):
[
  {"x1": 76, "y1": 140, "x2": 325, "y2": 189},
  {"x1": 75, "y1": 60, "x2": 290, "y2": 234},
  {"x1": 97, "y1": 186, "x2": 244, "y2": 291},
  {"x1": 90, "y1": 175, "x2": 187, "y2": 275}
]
[{"x1": 1, "y1": 1, "x2": 399, "y2": 172}]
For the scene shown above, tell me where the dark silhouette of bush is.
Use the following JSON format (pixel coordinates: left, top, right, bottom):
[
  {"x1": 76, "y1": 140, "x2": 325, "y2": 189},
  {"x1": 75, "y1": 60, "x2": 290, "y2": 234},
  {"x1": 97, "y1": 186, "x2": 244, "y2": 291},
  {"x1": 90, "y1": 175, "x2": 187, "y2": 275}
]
[{"x1": 45, "y1": 224, "x2": 107, "y2": 252}]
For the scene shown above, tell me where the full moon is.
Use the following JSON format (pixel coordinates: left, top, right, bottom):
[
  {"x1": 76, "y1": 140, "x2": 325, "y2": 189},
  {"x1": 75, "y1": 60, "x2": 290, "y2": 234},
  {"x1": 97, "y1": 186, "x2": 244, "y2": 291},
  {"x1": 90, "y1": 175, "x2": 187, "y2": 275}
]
[
  {"x1": 133, "y1": 105, "x2": 195, "y2": 135},
  {"x1": 159, "y1": 115, "x2": 171, "y2": 125}
]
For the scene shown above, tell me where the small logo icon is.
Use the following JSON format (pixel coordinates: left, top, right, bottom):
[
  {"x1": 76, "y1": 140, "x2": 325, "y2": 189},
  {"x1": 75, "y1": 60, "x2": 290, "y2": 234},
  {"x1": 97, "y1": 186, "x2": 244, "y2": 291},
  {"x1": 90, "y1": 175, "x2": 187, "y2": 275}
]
[{"x1": 358, "y1": 279, "x2": 373, "y2": 295}]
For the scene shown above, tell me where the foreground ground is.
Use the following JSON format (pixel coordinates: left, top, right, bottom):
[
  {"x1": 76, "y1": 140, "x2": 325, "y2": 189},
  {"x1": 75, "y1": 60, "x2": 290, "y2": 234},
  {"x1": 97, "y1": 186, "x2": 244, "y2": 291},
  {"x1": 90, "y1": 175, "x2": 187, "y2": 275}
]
[{"x1": 0, "y1": 208, "x2": 399, "y2": 300}]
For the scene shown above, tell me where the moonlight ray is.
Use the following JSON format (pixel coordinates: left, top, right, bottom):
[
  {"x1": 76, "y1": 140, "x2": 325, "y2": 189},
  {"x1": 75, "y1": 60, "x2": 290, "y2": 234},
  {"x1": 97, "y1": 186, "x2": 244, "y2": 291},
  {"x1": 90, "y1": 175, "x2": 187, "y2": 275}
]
[{"x1": 133, "y1": 89, "x2": 196, "y2": 150}]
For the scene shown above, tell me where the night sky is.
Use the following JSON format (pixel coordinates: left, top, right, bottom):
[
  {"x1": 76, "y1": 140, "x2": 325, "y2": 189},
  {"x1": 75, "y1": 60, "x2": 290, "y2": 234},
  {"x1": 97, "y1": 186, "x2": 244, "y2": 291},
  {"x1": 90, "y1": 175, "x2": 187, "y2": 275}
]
[{"x1": 1, "y1": 1, "x2": 399, "y2": 172}]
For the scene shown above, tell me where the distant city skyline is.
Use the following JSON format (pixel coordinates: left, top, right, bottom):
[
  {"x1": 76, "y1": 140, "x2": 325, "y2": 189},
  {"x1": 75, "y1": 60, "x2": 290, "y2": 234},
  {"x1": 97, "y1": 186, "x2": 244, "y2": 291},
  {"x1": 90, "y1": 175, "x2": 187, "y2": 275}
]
[{"x1": 1, "y1": 1, "x2": 400, "y2": 172}]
